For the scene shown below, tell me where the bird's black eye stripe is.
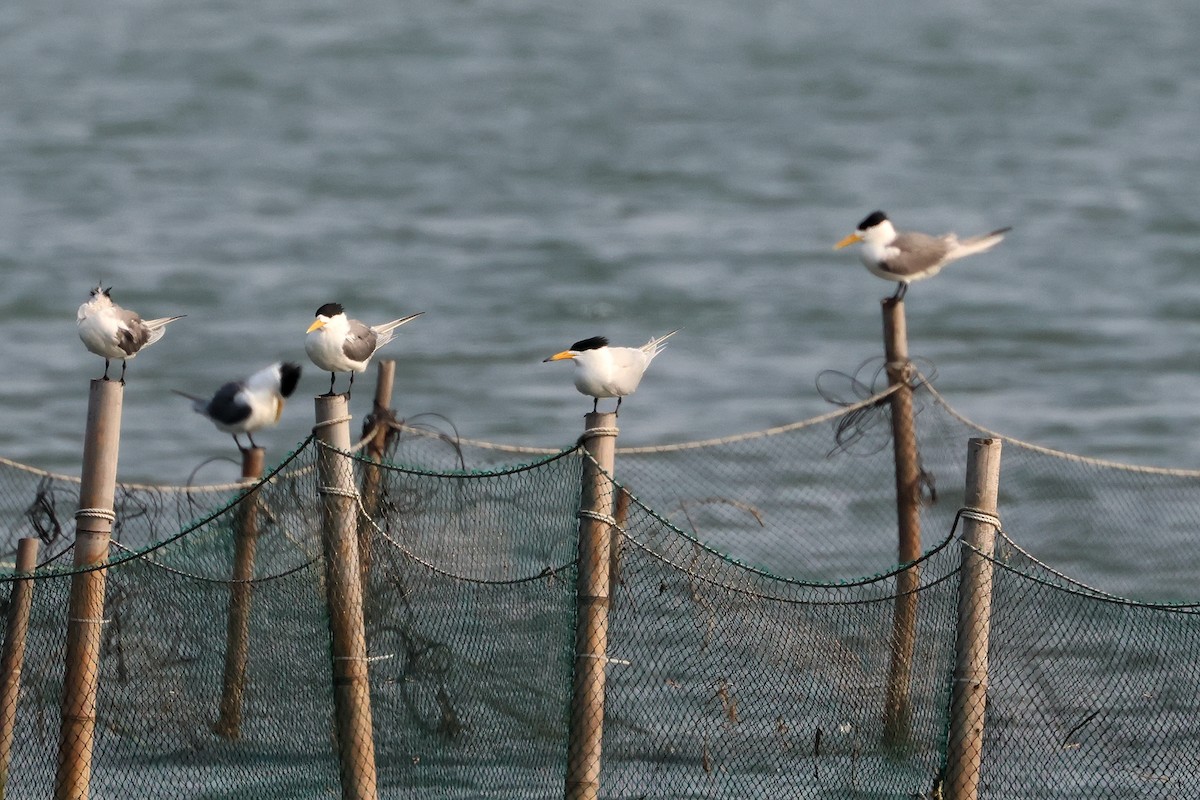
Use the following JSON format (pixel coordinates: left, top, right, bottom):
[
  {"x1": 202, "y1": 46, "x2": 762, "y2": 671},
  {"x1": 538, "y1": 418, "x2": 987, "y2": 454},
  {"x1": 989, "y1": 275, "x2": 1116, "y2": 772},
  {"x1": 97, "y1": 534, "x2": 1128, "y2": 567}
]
[
  {"x1": 315, "y1": 302, "x2": 344, "y2": 317},
  {"x1": 570, "y1": 336, "x2": 609, "y2": 352},
  {"x1": 858, "y1": 210, "x2": 888, "y2": 230}
]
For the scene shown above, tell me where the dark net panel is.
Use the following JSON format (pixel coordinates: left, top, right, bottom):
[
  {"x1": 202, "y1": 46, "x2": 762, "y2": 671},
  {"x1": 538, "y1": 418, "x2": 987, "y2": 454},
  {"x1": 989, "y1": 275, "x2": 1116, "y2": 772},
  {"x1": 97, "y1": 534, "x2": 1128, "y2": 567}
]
[
  {"x1": 612, "y1": 386, "x2": 973, "y2": 584},
  {"x1": 981, "y1": 443, "x2": 1200, "y2": 603},
  {"x1": 0, "y1": 554, "x2": 341, "y2": 797},
  {"x1": 0, "y1": 439, "x2": 322, "y2": 570},
  {"x1": 979, "y1": 545, "x2": 1200, "y2": 799},
  {"x1": 357, "y1": 448, "x2": 584, "y2": 798},
  {"x1": 598, "y1": 489, "x2": 963, "y2": 799}
]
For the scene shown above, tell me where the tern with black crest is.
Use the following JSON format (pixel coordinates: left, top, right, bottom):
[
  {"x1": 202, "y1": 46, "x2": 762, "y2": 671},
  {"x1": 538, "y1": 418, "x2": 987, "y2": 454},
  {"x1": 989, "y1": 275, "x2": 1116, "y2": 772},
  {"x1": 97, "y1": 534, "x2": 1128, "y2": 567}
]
[
  {"x1": 77, "y1": 285, "x2": 185, "y2": 382},
  {"x1": 305, "y1": 303, "x2": 423, "y2": 396},
  {"x1": 835, "y1": 211, "x2": 1011, "y2": 300},
  {"x1": 543, "y1": 330, "x2": 678, "y2": 414},
  {"x1": 175, "y1": 362, "x2": 303, "y2": 451}
]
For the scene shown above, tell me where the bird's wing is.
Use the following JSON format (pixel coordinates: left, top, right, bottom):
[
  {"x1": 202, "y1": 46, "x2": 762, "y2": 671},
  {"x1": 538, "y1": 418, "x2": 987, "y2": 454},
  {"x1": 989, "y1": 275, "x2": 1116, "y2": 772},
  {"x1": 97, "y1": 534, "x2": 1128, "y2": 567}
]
[
  {"x1": 608, "y1": 347, "x2": 650, "y2": 376},
  {"x1": 114, "y1": 309, "x2": 152, "y2": 355},
  {"x1": 881, "y1": 232, "x2": 955, "y2": 277},
  {"x1": 205, "y1": 382, "x2": 252, "y2": 426},
  {"x1": 342, "y1": 320, "x2": 379, "y2": 362}
]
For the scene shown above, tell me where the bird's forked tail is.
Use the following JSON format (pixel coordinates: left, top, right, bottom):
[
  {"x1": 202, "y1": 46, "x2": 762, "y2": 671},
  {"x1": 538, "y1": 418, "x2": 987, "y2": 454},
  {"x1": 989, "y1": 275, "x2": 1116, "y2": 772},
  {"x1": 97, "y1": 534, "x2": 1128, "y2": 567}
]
[
  {"x1": 372, "y1": 312, "x2": 425, "y2": 348},
  {"x1": 143, "y1": 315, "x2": 186, "y2": 346},
  {"x1": 171, "y1": 389, "x2": 208, "y2": 415},
  {"x1": 955, "y1": 227, "x2": 1012, "y2": 259},
  {"x1": 641, "y1": 329, "x2": 681, "y2": 362}
]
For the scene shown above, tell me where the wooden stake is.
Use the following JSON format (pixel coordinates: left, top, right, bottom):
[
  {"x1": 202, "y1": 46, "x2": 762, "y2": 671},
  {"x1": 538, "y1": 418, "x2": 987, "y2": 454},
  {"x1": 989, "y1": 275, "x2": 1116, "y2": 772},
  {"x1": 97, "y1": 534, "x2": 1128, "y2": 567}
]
[
  {"x1": 358, "y1": 360, "x2": 396, "y2": 579},
  {"x1": 313, "y1": 394, "x2": 378, "y2": 800},
  {"x1": 565, "y1": 412, "x2": 618, "y2": 800},
  {"x1": 0, "y1": 538, "x2": 40, "y2": 796},
  {"x1": 56, "y1": 379, "x2": 123, "y2": 800},
  {"x1": 213, "y1": 447, "x2": 265, "y2": 740},
  {"x1": 881, "y1": 297, "x2": 923, "y2": 748},
  {"x1": 944, "y1": 438, "x2": 1002, "y2": 800}
]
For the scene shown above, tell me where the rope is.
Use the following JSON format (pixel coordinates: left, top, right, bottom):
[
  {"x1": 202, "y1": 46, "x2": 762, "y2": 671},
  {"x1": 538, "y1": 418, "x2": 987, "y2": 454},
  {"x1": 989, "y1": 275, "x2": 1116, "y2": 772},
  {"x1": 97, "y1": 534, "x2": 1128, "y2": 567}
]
[
  {"x1": 577, "y1": 509, "x2": 617, "y2": 527},
  {"x1": 581, "y1": 426, "x2": 620, "y2": 440},
  {"x1": 964, "y1": 532, "x2": 1200, "y2": 613},
  {"x1": 74, "y1": 507, "x2": 117, "y2": 523},
  {"x1": 313, "y1": 414, "x2": 353, "y2": 431},
  {"x1": 923, "y1": 378, "x2": 1200, "y2": 478},
  {"x1": 616, "y1": 385, "x2": 902, "y2": 454},
  {"x1": 0, "y1": 433, "x2": 371, "y2": 493},
  {"x1": 109, "y1": 540, "x2": 321, "y2": 585},
  {"x1": 318, "y1": 486, "x2": 361, "y2": 500},
  {"x1": 386, "y1": 385, "x2": 903, "y2": 456},
  {"x1": 957, "y1": 507, "x2": 1002, "y2": 532}
]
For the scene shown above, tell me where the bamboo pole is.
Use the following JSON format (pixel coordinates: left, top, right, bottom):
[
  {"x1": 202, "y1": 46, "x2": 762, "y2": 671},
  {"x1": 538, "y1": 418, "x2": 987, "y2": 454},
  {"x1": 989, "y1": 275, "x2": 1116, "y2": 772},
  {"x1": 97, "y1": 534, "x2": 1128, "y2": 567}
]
[
  {"x1": 565, "y1": 412, "x2": 618, "y2": 800},
  {"x1": 313, "y1": 395, "x2": 378, "y2": 800},
  {"x1": 0, "y1": 538, "x2": 40, "y2": 797},
  {"x1": 358, "y1": 360, "x2": 396, "y2": 579},
  {"x1": 881, "y1": 297, "x2": 923, "y2": 748},
  {"x1": 213, "y1": 447, "x2": 265, "y2": 740},
  {"x1": 56, "y1": 379, "x2": 123, "y2": 800},
  {"x1": 944, "y1": 438, "x2": 1002, "y2": 800}
]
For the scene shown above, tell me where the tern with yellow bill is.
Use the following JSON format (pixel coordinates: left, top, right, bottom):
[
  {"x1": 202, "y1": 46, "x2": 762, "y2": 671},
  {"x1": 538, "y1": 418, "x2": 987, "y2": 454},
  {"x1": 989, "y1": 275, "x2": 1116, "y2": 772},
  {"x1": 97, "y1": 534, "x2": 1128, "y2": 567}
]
[
  {"x1": 543, "y1": 330, "x2": 678, "y2": 415},
  {"x1": 835, "y1": 211, "x2": 1011, "y2": 300},
  {"x1": 305, "y1": 303, "x2": 423, "y2": 396}
]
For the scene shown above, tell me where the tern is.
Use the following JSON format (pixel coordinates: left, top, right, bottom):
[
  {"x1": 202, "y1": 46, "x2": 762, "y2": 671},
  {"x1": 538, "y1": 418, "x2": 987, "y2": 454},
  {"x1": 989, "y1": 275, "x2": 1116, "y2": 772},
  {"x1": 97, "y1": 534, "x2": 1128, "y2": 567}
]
[
  {"x1": 543, "y1": 330, "x2": 678, "y2": 415},
  {"x1": 77, "y1": 285, "x2": 185, "y2": 382},
  {"x1": 834, "y1": 211, "x2": 1011, "y2": 300},
  {"x1": 305, "y1": 303, "x2": 423, "y2": 396},
  {"x1": 175, "y1": 362, "x2": 303, "y2": 451}
]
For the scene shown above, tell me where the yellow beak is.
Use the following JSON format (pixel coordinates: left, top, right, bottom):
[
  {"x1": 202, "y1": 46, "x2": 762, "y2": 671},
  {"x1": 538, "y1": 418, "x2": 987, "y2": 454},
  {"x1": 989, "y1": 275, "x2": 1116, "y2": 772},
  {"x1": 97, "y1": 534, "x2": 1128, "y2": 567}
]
[
  {"x1": 543, "y1": 351, "x2": 576, "y2": 363},
  {"x1": 834, "y1": 233, "x2": 863, "y2": 250},
  {"x1": 274, "y1": 397, "x2": 284, "y2": 423},
  {"x1": 306, "y1": 319, "x2": 326, "y2": 333}
]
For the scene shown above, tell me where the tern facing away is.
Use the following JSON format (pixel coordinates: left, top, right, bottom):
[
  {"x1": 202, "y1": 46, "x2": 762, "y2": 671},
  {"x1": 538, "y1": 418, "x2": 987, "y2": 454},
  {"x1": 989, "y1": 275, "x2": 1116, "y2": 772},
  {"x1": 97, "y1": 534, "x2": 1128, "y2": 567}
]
[
  {"x1": 77, "y1": 285, "x2": 185, "y2": 382},
  {"x1": 543, "y1": 330, "x2": 679, "y2": 415},
  {"x1": 834, "y1": 211, "x2": 1011, "y2": 300},
  {"x1": 175, "y1": 362, "x2": 303, "y2": 451},
  {"x1": 305, "y1": 303, "x2": 423, "y2": 396}
]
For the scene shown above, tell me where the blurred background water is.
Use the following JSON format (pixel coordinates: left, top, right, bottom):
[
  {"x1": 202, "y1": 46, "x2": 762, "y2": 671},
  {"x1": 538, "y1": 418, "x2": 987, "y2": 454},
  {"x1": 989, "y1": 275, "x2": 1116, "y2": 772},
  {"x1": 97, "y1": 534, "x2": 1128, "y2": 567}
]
[{"x1": 1, "y1": 0, "x2": 1199, "y2": 488}]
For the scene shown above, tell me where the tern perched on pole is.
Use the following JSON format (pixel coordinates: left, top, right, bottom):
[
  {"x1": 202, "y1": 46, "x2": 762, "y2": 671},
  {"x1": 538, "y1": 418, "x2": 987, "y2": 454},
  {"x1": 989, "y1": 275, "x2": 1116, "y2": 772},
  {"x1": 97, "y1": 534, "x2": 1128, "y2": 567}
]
[
  {"x1": 175, "y1": 362, "x2": 303, "y2": 451},
  {"x1": 543, "y1": 330, "x2": 678, "y2": 415},
  {"x1": 835, "y1": 211, "x2": 1011, "y2": 300},
  {"x1": 77, "y1": 285, "x2": 185, "y2": 382},
  {"x1": 305, "y1": 303, "x2": 423, "y2": 396}
]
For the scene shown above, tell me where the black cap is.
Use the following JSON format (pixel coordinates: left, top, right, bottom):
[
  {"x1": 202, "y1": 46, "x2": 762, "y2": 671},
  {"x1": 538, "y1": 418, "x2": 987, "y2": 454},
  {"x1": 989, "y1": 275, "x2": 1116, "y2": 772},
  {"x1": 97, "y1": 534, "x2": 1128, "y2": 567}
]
[{"x1": 857, "y1": 210, "x2": 889, "y2": 230}]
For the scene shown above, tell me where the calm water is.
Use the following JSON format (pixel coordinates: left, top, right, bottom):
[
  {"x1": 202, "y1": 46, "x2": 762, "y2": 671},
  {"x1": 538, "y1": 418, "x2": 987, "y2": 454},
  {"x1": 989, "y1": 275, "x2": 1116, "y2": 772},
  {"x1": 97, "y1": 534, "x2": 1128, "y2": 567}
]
[{"x1": 2, "y1": 0, "x2": 1200, "y2": 489}]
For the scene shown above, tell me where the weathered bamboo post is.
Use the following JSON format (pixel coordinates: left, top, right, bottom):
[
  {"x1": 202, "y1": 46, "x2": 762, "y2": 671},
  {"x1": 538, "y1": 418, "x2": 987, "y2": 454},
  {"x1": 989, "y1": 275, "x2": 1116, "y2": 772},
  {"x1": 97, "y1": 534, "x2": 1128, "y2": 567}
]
[
  {"x1": 607, "y1": 488, "x2": 631, "y2": 605},
  {"x1": 882, "y1": 297, "x2": 923, "y2": 748},
  {"x1": 358, "y1": 360, "x2": 396, "y2": 579},
  {"x1": 313, "y1": 394, "x2": 378, "y2": 800},
  {"x1": 213, "y1": 447, "x2": 265, "y2": 740},
  {"x1": 565, "y1": 411, "x2": 618, "y2": 800},
  {"x1": 0, "y1": 538, "x2": 41, "y2": 795},
  {"x1": 56, "y1": 379, "x2": 123, "y2": 800},
  {"x1": 943, "y1": 438, "x2": 1002, "y2": 800}
]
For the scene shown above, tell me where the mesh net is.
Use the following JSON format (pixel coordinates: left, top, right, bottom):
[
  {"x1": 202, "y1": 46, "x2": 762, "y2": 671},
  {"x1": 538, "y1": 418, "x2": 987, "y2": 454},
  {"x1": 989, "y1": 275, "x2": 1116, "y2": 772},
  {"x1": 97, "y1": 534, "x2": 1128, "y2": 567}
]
[{"x1": 0, "y1": 380, "x2": 1198, "y2": 797}]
